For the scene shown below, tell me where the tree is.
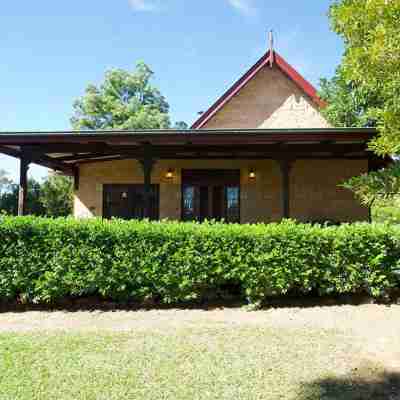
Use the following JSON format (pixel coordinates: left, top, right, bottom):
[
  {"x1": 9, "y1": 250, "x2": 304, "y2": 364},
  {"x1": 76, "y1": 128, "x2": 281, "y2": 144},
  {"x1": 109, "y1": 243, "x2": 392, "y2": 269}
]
[
  {"x1": 319, "y1": 66, "x2": 381, "y2": 127},
  {"x1": 174, "y1": 121, "x2": 189, "y2": 130},
  {"x1": 326, "y1": 0, "x2": 400, "y2": 210},
  {"x1": 39, "y1": 173, "x2": 73, "y2": 217},
  {"x1": 71, "y1": 62, "x2": 171, "y2": 130},
  {"x1": 329, "y1": 0, "x2": 400, "y2": 156},
  {"x1": 0, "y1": 174, "x2": 72, "y2": 217},
  {"x1": 0, "y1": 178, "x2": 45, "y2": 216},
  {"x1": 342, "y1": 162, "x2": 400, "y2": 208},
  {"x1": 0, "y1": 169, "x2": 11, "y2": 195}
]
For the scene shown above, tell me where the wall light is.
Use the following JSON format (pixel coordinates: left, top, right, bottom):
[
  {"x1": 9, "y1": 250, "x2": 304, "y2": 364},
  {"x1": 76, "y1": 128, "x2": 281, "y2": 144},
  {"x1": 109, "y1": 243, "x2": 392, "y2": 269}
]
[
  {"x1": 121, "y1": 191, "x2": 128, "y2": 200},
  {"x1": 249, "y1": 169, "x2": 256, "y2": 180},
  {"x1": 166, "y1": 169, "x2": 174, "y2": 179}
]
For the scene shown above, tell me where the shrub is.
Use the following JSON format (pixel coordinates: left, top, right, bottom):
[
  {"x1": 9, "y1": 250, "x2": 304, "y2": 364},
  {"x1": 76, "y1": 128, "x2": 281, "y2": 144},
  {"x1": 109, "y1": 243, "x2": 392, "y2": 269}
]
[
  {"x1": 372, "y1": 197, "x2": 400, "y2": 224},
  {"x1": 0, "y1": 216, "x2": 399, "y2": 305}
]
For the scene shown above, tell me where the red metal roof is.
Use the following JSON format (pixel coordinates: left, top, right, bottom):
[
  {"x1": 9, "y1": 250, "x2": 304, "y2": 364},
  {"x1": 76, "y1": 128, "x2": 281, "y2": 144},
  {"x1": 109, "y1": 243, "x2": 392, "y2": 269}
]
[{"x1": 191, "y1": 50, "x2": 326, "y2": 129}]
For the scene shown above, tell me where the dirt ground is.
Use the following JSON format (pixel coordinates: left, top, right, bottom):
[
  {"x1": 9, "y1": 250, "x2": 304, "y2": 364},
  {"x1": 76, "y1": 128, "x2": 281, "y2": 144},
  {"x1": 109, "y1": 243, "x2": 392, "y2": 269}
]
[{"x1": 0, "y1": 304, "x2": 399, "y2": 372}]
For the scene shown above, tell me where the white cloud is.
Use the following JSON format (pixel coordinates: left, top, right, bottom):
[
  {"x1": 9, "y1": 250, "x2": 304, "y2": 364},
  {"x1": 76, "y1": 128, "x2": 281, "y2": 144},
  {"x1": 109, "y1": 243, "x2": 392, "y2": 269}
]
[
  {"x1": 128, "y1": 0, "x2": 257, "y2": 16},
  {"x1": 129, "y1": 0, "x2": 158, "y2": 12},
  {"x1": 227, "y1": 0, "x2": 257, "y2": 17}
]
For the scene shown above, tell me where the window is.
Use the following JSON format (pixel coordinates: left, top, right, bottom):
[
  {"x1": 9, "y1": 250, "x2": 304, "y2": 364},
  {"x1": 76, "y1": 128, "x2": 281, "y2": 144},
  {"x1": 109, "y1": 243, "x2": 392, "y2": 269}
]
[
  {"x1": 182, "y1": 186, "x2": 197, "y2": 221},
  {"x1": 225, "y1": 187, "x2": 240, "y2": 223},
  {"x1": 103, "y1": 184, "x2": 159, "y2": 220}
]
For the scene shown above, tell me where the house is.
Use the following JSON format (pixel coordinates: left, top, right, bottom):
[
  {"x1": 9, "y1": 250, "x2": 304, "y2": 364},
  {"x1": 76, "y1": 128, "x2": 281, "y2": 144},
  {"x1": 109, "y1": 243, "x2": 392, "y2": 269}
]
[{"x1": 0, "y1": 46, "x2": 387, "y2": 223}]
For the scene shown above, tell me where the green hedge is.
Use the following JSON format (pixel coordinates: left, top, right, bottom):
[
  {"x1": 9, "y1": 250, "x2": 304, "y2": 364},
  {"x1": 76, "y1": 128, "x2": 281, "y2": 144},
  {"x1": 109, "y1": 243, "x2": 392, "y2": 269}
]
[{"x1": 0, "y1": 216, "x2": 400, "y2": 305}]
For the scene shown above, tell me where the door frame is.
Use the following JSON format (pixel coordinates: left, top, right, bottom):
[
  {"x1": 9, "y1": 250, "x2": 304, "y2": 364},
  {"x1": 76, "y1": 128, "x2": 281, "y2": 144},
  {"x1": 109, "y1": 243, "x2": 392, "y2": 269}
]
[{"x1": 181, "y1": 169, "x2": 241, "y2": 222}]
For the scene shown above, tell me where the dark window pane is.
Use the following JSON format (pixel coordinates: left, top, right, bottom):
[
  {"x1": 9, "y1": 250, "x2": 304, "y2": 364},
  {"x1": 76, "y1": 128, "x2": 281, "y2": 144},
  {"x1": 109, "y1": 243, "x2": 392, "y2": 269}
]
[
  {"x1": 182, "y1": 186, "x2": 196, "y2": 220},
  {"x1": 225, "y1": 186, "x2": 240, "y2": 223}
]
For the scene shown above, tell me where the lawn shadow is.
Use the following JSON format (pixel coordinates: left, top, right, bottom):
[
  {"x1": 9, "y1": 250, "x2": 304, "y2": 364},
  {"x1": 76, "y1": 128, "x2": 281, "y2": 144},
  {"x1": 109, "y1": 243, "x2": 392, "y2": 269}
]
[
  {"x1": 0, "y1": 292, "x2": 398, "y2": 313},
  {"x1": 0, "y1": 298, "x2": 246, "y2": 313},
  {"x1": 298, "y1": 366, "x2": 400, "y2": 400}
]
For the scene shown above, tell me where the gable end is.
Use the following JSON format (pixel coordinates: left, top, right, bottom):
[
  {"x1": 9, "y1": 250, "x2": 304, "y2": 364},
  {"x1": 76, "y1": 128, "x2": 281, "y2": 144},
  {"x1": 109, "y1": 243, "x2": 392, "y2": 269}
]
[{"x1": 192, "y1": 50, "x2": 327, "y2": 130}]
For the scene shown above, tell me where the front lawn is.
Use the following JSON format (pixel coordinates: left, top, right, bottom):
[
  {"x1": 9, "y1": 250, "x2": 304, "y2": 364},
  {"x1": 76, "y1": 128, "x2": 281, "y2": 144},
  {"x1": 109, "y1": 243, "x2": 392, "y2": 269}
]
[{"x1": 0, "y1": 307, "x2": 399, "y2": 399}]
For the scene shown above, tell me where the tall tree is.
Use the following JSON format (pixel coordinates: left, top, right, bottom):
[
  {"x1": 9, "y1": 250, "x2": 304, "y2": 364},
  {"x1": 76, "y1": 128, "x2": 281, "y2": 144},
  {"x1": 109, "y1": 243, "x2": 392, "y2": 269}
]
[
  {"x1": 329, "y1": 0, "x2": 400, "y2": 156},
  {"x1": 319, "y1": 66, "x2": 381, "y2": 128},
  {"x1": 71, "y1": 62, "x2": 171, "y2": 130},
  {"x1": 327, "y1": 0, "x2": 400, "y2": 207},
  {"x1": 39, "y1": 173, "x2": 73, "y2": 217}
]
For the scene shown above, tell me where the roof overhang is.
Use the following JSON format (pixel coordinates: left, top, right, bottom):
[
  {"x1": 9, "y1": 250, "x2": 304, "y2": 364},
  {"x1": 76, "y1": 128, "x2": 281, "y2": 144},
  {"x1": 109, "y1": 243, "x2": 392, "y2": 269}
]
[{"x1": 0, "y1": 128, "x2": 384, "y2": 175}]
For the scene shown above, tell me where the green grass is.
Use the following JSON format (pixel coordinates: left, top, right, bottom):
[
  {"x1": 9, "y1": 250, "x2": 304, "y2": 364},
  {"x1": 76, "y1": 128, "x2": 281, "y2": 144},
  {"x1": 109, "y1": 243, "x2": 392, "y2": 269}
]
[{"x1": 0, "y1": 326, "x2": 390, "y2": 400}]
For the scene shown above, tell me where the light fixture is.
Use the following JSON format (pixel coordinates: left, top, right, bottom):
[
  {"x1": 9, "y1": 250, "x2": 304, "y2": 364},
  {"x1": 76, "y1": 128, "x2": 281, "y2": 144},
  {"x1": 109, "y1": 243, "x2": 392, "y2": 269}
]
[
  {"x1": 249, "y1": 168, "x2": 256, "y2": 180},
  {"x1": 166, "y1": 168, "x2": 174, "y2": 179},
  {"x1": 121, "y1": 191, "x2": 128, "y2": 200}
]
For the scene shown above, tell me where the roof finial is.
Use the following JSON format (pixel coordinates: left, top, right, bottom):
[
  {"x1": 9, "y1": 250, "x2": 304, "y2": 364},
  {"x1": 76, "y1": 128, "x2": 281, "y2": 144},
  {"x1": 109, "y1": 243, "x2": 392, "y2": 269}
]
[{"x1": 269, "y1": 29, "x2": 275, "y2": 68}]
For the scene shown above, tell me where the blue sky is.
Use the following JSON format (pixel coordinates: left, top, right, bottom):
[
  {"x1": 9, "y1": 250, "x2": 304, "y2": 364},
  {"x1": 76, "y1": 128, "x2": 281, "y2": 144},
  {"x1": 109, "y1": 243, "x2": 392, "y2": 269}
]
[{"x1": 0, "y1": 0, "x2": 343, "y2": 181}]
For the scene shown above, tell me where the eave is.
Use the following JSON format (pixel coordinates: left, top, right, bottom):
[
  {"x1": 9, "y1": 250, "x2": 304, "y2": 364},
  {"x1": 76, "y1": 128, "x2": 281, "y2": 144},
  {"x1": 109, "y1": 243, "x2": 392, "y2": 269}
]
[{"x1": 0, "y1": 128, "x2": 384, "y2": 173}]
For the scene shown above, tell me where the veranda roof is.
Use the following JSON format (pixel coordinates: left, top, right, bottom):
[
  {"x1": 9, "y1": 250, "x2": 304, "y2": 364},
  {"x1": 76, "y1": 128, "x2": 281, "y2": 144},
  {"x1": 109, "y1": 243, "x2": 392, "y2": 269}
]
[{"x1": 0, "y1": 127, "x2": 381, "y2": 176}]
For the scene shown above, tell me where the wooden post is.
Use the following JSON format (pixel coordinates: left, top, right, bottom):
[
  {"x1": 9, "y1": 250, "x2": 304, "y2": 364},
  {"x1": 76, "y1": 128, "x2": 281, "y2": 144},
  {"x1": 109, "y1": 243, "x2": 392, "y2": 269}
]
[
  {"x1": 278, "y1": 159, "x2": 294, "y2": 219},
  {"x1": 140, "y1": 144, "x2": 155, "y2": 219},
  {"x1": 74, "y1": 167, "x2": 80, "y2": 191},
  {"x1": 367, "y1": 157, "x2": 374, "y2": 223},
  {"x1": 18, "y1": 156, "x2": 30, "y2": 216}
]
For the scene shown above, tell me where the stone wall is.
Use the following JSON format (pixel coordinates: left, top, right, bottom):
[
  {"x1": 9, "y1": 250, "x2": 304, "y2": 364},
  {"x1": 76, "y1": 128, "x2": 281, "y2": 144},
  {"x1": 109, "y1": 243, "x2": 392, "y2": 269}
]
[
  {"x1": 74, "y1": 159, "x2": 369, "y2": 223},
  {"x1": 200, "y1": 65, "x2": 330, "y2": 129},
  {"x1": 290, "y1": 159, "x2": 369, "y2": 222}
]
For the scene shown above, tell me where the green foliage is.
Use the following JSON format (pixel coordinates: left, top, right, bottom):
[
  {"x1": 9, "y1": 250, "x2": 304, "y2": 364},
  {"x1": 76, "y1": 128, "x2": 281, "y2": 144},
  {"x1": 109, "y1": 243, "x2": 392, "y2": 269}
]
[
  {"x1": 174, "y1": 121, "x2": 189, "y2": 130},
  {"x1": 71, "y1": 62, "x2": 171, "y2": 130},
  {"x1": 372, "y1": 197, "x2": 400, "y2": 224},
  {"x1": 39, "y1": 173, "x2": 73, "y2": 217},
  {"x1": 319, "y1": 66, "x2": 381, "y2": 127},
  {"x1": 342, "y1": 162, "x2": 400, "y2": 207},
  {"x1": 329, "y1": 0, "x2": 400, "y2": 156},
  {"x1": 327, "y1": 1, "x2": 400, "y2": 204},
  {"x1": 0, "y1": 169, "x2": 11, "y2": 195},
  {"x1": 0, "y1": 174, "x2": 73, "y2": 217},
  {"x1": 0, "y1": 217, "x2": 399, "y2": 305},
  {"x1": 0, "y1": 179, "x2": 45, "y2": 216}
]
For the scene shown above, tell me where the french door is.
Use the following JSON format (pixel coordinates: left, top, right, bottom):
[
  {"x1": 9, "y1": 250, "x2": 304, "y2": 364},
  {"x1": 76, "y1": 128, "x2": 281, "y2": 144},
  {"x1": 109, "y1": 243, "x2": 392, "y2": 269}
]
[
  {"x1": 103, "y1": 184, "x2": 159, "y2": 220},
  {"x1": 181, "y1": 170, "x2": 240, "y2": 223}
]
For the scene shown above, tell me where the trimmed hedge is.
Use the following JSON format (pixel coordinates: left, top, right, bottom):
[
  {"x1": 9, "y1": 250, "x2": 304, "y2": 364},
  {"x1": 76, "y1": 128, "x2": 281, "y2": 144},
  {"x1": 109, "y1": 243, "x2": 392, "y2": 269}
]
[{"x1": 0, "y1": 216, "x2": 400, "y2": 305}]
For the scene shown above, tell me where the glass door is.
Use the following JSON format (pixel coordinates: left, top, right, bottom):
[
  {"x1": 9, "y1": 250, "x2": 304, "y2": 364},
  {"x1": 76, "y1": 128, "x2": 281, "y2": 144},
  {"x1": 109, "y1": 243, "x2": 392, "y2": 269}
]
[
  {"x1": 181, "y1": 169, "x2": 240, "y2": 223},
  {"x1": 182, "y1": 186, "x2": 198, "y2": 221},
  {"x1": 225, "y1": 186, "x2": 240, "y2": 223},
  {"x1": 182, "y1": 184, "x2": 240, "y2": 223}
]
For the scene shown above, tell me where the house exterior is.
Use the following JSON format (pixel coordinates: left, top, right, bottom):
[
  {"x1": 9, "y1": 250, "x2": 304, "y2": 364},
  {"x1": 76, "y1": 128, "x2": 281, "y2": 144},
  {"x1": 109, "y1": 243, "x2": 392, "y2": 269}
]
[
  {"x1": 0, "y1": 49, "x2": 387, "y2": 223},
  {"x1": 73, "y1": 50, "x2": 373, "y2": 223}
]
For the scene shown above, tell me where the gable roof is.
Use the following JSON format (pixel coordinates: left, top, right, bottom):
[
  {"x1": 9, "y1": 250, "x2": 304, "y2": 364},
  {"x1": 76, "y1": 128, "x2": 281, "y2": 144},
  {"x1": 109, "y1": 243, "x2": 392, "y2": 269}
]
[{"x1": 191, "y1": 50, "x2": 326, "y2": 129}]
